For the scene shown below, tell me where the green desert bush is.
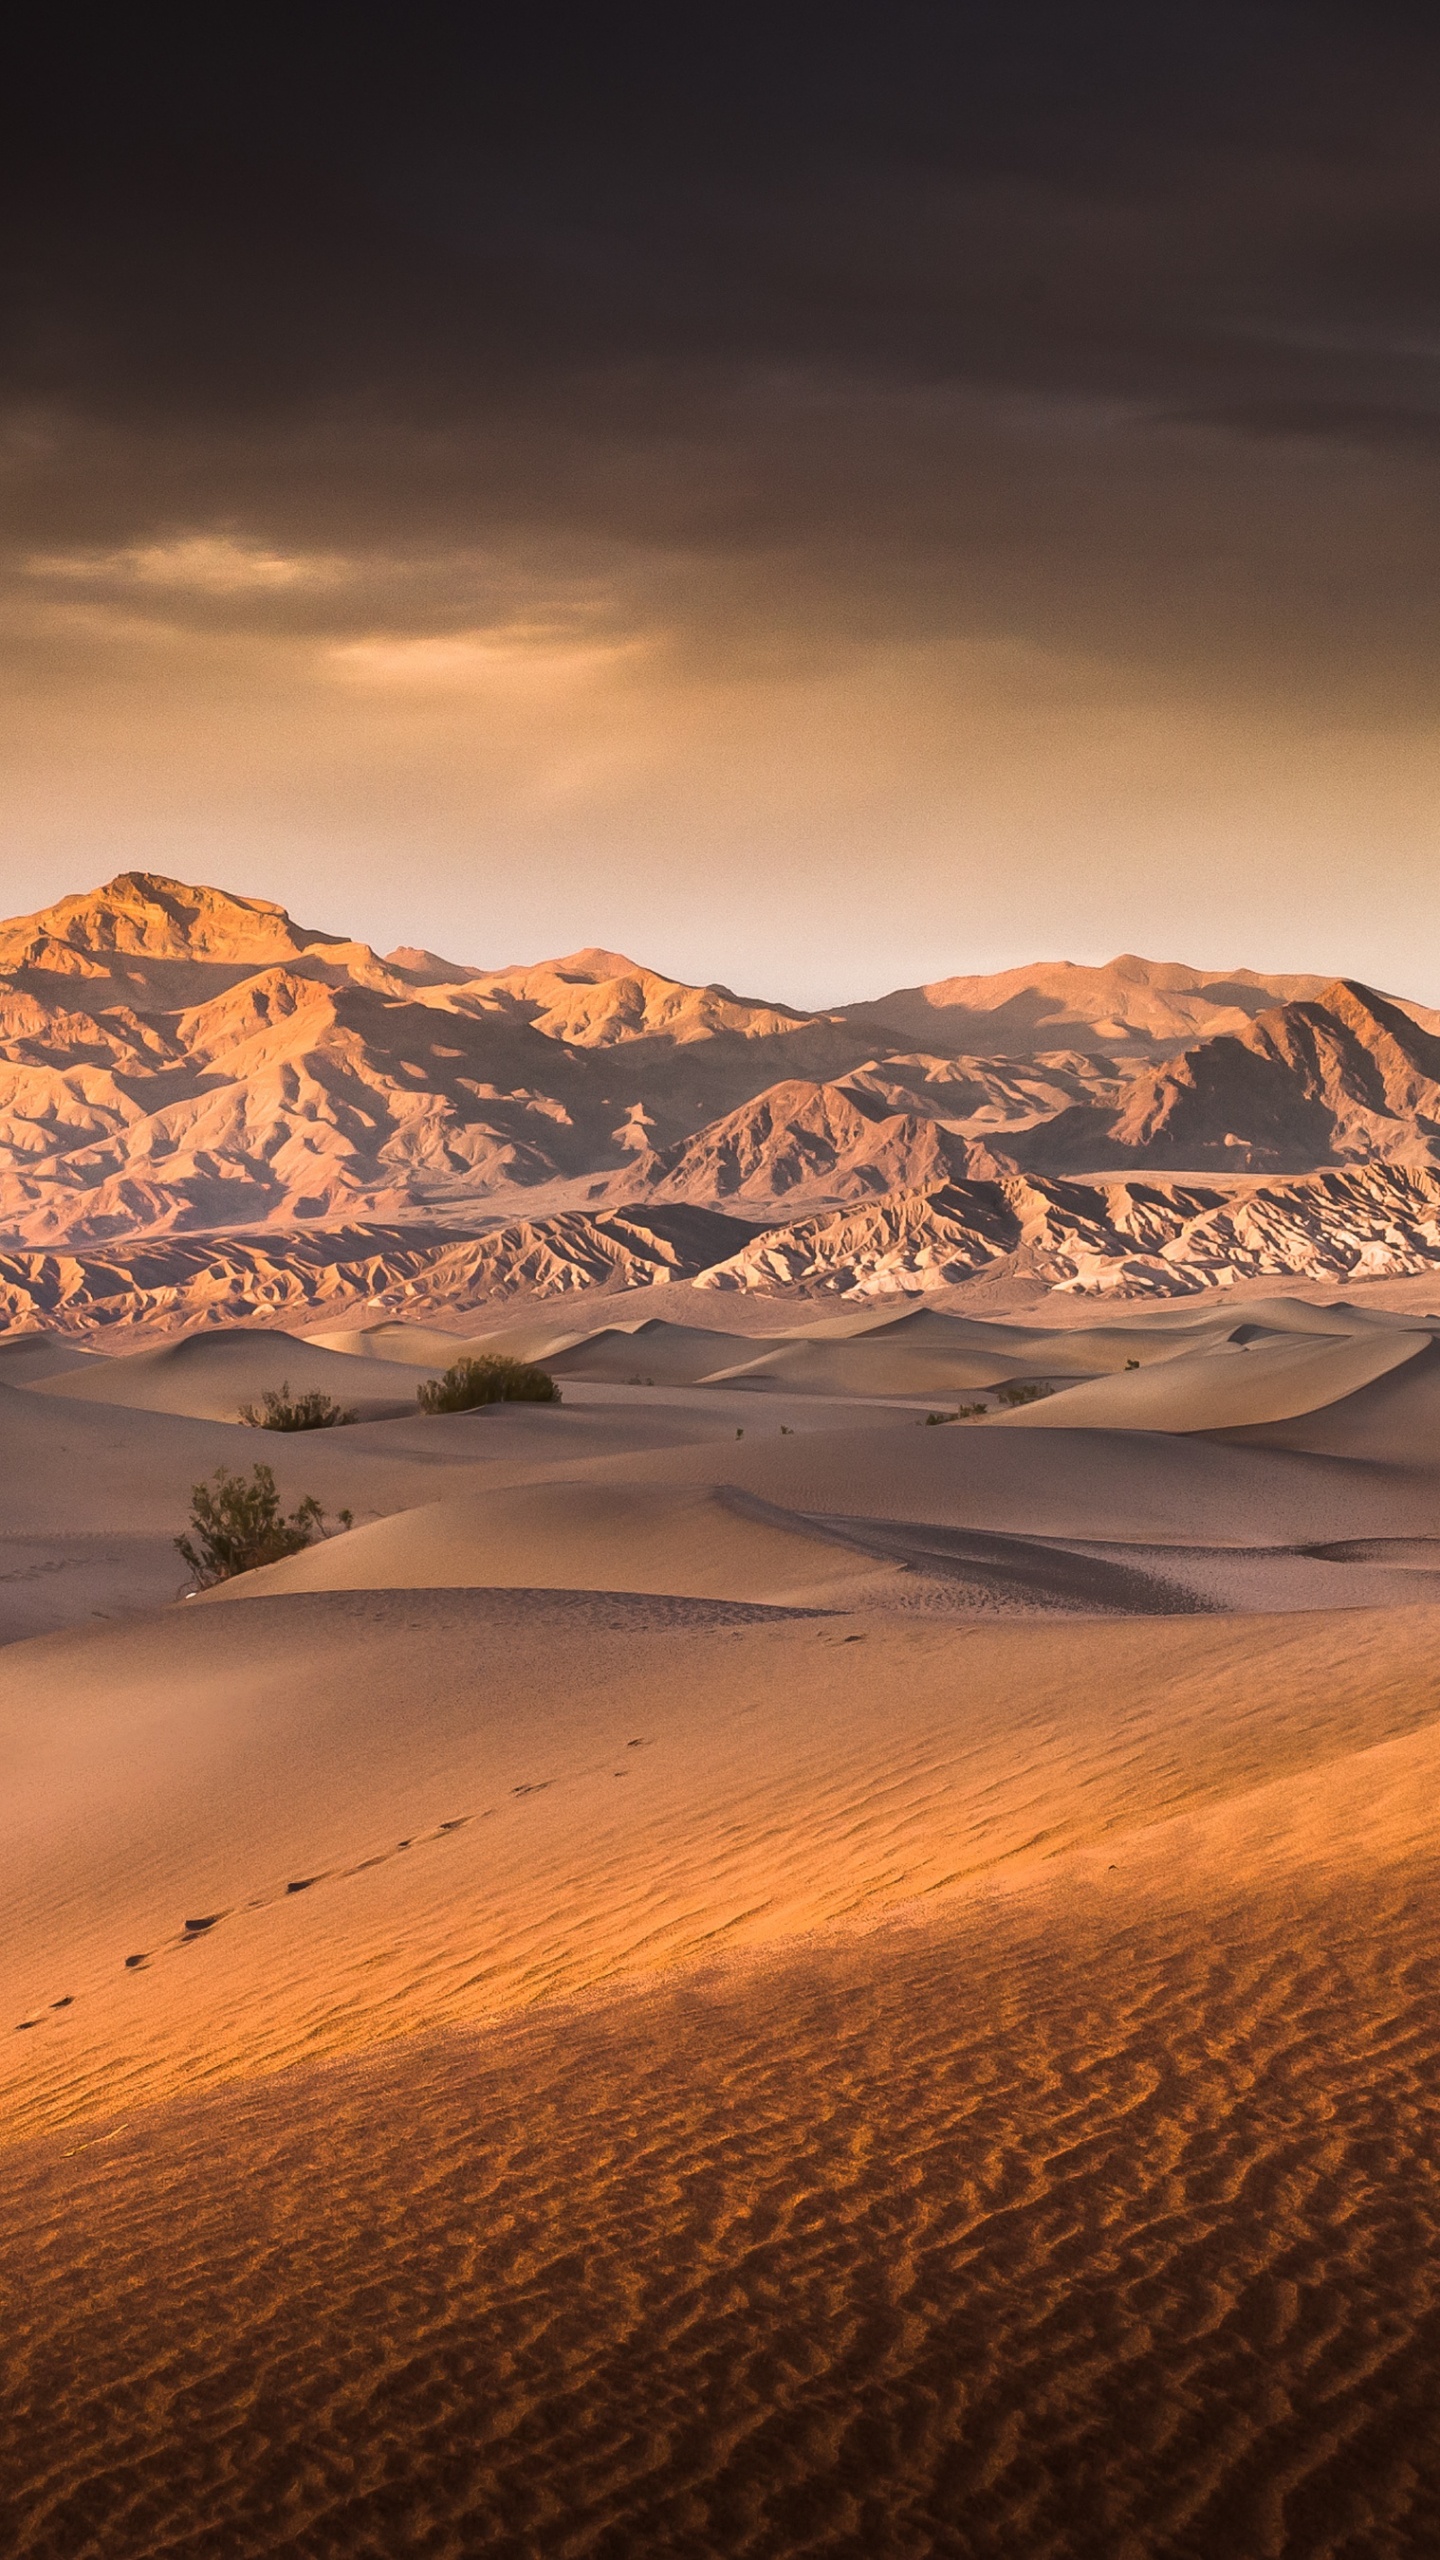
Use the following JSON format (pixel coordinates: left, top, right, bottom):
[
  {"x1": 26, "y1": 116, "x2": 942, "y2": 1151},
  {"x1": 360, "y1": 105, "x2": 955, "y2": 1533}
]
[
  {"x1": 237, "y1": 1379, "x2": 356, "y2": 1430},
  {"x1": 417, "y1": 1354, "x2": 561, "y2": 1414},
  {"x1": 997, "y1": 1380, "x2": 1053, "y2": 1407},
  {"x1": 176, "y1": 1463, "x2": 354, "y2": 1589}
]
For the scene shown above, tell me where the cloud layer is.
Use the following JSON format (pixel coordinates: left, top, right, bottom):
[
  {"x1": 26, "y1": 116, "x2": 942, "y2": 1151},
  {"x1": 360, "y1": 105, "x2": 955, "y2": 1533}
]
[{"x1": 3, "y1": 5, "x2": 1438, "y2": 998}]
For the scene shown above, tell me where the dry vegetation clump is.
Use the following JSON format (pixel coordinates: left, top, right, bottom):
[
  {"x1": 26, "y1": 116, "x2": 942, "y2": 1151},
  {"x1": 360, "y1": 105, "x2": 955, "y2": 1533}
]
[
  {"x1": 997, "y1": 1380, "x2": 1053, "y2": 1407},
  {"x1": 418, "y1": 1355, "x2": 561, "y2": 1413},
  {"x1": 176, "y1": 1463, "x2": 354, "y2": 1589},
  {"x1": 238, "y1": 1380, "x2": 357, "y2": 1430}
]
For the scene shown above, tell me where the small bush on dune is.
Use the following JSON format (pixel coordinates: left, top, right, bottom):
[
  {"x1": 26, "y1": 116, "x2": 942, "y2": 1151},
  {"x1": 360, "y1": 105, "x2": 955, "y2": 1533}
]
[
  {"x1": 238, "y1": 1380, "x2": 356, "y2": 1431},
  {"x1": 997, "y1": 1380, "x2": 1052, "y2": 1407},
  {"x1": 176, "y1": 1463, "x2": 353, "y2": 1589},
  {"x1": 418, "y1": 1355, "x2": 561, "y2": 1414}
]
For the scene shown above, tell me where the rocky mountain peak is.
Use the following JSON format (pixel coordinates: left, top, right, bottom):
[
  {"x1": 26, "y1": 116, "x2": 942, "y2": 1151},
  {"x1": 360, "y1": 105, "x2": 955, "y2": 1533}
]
[
  {"x1": 1, "y1": 871, "x2": 1438, "y2": 1255},
  {"x1": 0, "y1": 871, "x2": 331, "y2": 967}
]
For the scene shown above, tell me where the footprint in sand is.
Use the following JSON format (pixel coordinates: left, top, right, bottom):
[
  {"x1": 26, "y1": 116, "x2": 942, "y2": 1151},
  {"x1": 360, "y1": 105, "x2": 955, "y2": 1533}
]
[
  {"x1": 29, "y1": 1818, "x2": 483, "y2": 2022},
  {"x1": 512, "y1": 1782, "x2": 551, "y2": 1797}
]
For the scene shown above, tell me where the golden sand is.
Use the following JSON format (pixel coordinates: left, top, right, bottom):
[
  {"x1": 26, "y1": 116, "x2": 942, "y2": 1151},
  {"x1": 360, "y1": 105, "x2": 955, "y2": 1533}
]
[{"x1": 4, "y1": 1293, "x2": 1440, "y2": 2552}]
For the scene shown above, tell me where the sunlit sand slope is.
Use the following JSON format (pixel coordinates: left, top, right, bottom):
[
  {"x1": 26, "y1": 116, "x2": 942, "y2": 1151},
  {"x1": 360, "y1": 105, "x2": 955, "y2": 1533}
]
[
  {"x1": 6, "y1": 1592, "x2": 1440, "y2": 2150},
  {"x1": 4, "y1": 1651, "x2": 1440, "y2": 2555}
]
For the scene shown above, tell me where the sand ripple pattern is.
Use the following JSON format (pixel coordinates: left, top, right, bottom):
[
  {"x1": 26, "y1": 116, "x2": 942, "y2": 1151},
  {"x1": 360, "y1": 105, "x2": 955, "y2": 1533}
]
[{"x1": 4, "y1": 1847, "x2": 1440, "y2": 2560}]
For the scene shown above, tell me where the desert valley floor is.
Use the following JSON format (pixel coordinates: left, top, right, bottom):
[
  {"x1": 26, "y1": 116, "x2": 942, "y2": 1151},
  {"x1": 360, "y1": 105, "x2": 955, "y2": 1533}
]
[{"x1": 5, "y1": 1277, "x2": 1440, "y2": 2557}]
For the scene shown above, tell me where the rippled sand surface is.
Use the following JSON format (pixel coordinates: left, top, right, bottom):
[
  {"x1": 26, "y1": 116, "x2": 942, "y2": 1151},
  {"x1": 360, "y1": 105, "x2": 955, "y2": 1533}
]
[
  {"x1": 5, "y1": 1838, "x2": 1439, "y2": 2560},
  {"x1": 7, "y1": 1298, "x2": 1440, "y2": 2555}
]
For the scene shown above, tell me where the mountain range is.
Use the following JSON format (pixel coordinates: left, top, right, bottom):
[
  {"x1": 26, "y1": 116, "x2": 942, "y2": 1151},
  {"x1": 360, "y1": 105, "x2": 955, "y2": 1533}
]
[{"x1": 4, "y1": 870, "x2": 1440, "y2": 1321}]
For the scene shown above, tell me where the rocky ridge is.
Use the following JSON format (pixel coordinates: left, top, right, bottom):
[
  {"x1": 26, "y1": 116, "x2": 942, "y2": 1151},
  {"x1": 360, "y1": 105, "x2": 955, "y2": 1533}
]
[
  {"x1": 7, "y1": 1166, "x2": 1440, "y2": 1336},
  {"x1": 695, "y1": 1164, "x2": 1440, "y2": 1301},
  {"x1": 4, "y1": 872, "x2": 1440, "y2": 1311}
]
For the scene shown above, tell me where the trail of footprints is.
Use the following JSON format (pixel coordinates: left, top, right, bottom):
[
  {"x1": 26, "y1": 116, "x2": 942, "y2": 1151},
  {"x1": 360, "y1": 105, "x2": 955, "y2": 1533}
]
[{"x1": 14, "y1": 1739, "x2": 658, "y2": 2034}]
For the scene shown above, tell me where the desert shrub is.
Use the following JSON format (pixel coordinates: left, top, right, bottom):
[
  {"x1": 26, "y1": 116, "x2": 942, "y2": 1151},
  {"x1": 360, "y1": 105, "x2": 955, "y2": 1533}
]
[
  {"x1": 176, "y1": 1463, "x2": 354, "y2": 1589},
  {"x1": 238, "y1": 1379, "x2": 356, "y2": 1430},
  {"x1": 954, "y1": 1402, "x2": 988, "y2": 1419},
  {"x1": 997, "y1": 1380, "x2": 1053, "y2": 1407},
  {"x1": 417, "y1": 1354, "x2": 561, "y2": 1414}
]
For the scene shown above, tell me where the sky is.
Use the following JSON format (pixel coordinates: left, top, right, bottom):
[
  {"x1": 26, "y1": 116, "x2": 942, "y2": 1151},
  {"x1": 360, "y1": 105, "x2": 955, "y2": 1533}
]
[{"x1": 3, "y1": 3, "x2": 1439, "y2": 1005}]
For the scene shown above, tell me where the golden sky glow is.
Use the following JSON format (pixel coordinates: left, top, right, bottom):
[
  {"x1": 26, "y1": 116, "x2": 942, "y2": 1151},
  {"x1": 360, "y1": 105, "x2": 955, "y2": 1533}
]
[{"x1": 3, "y1": 12, "x2": 1438, "y2": 1001}]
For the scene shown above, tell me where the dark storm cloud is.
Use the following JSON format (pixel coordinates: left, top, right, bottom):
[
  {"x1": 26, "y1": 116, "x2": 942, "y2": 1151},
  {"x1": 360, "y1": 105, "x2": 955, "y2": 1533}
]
[
  {"x1": 9, "y1": 6, "x2": 1440, "y2": 423},
  {"x1": 3, "y1": 2, "x2": 1439, "y2": 696}
]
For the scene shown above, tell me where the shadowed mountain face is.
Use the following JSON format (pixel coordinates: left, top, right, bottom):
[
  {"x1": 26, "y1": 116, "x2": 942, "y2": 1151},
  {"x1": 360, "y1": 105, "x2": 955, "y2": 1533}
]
[
  {"x1": 971, "y1": 981, "x2": 1440, "y2": 1178},
  {"x1": 3, "y1": 876, "x2": 1440, "y2": 1302},
  {"x1": 1101, "y1": 982, "x2": 1440, "y2": 1172}
]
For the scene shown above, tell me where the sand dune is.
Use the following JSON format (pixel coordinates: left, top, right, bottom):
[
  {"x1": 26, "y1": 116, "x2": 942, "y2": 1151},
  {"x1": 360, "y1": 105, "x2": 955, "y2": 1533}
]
[
  {"x1": 0, "y1": 1377, "x2": 474, "y2": 1643},
  {"x1": 539, "y1": 1315, "x2": 781, "y2": 1385},
  {"x1": 303, "y1": 1317, "x2": 500, "y2": 1365},
  {"x1": 575, "y1": 1407, "x2": 1440, "y2": 1545},
  {"x1": 834, "y1": 1302, "x2": 1179, "y2": 1366},
  {"x1": 152, "y1": 1299, "x2": 1440, "y2": 1618},
  {"x1": 195, "y1": 1423, "x2": 1440, "y2": 1620},
  {"x1": 0, "y1": 1332, "x2": 99, "y2": 1383},
  {"x1": 7, "y1": 1590, "x2": 1439, "y2": 2149},
  {"x1": 204, "y1": 1479, "x2": 904, "y2": 1609},
  {"x1": 7, "y1": 1836, "x2": 1438, "y2": 2558},
  {"x1": 1214, "y1": 1331, "x2": 1440, "y2": 1463},
  {"x1": 7, "y1": 1273, "x2": 1440, "y2": 2552},
  {"x1": 994, "y1": 1320, "x2": 1431, "y2": 1433},
  {"x1": 702, "y1": 1331, "x2": 1027, "y2": 1394},
  {"x1": 28, "y1": 1324, "x2": 427, "y2": 1422},
  {"x1": 7, "y1": 1587, "x2": 1440, "y2": 2560},
  {"x1": 0, "y1": 1361, "x2": 932, "y2": 1644}
]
